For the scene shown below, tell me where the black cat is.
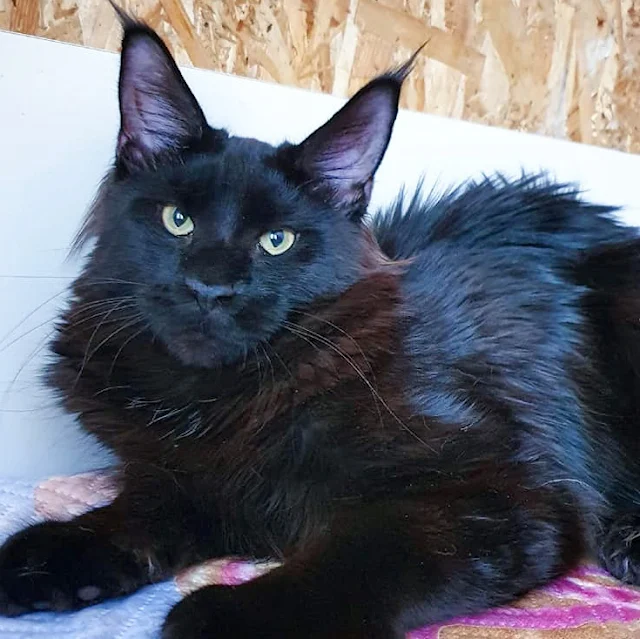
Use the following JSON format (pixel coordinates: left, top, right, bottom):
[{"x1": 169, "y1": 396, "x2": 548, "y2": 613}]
[{"x1": 2, "y1": 14, "x2": 640, "y2": 639}]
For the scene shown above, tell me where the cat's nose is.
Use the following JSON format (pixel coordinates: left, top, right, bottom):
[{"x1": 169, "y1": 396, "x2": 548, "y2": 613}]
[{"x1": 185, "y1": 278, "x2": 237, "y2": 306}]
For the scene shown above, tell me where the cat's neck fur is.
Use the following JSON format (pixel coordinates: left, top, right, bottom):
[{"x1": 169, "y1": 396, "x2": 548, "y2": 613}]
[{"x1": 50, "y1": 232, "x2": 405, "y2": 449}]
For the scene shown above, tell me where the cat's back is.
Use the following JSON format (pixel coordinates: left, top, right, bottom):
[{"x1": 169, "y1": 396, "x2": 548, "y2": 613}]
[
  {"x1": 374, "y1": 175, "x2": 635, "y2": 403},
  {"x1": 372, "y1": 175, "x2": 630, "y2": 260},
  {"x1": 377, "y1": 176, "x2": 637, "y2": 490}
]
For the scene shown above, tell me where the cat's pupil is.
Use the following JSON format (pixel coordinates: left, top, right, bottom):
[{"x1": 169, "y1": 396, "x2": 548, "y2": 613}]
[
  {"x1": 270, "y1": 231, "x2": 284, "y2": 247},
  {"x1": 173, "y1": 209, "x2": 186, "y2": 227}
]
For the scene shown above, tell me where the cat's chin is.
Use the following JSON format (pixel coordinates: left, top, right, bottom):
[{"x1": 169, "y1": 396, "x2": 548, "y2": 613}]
[
  {"x1": 159, "y1": 329, "x2": 248, "y2": 369},
  {"x1": 139, "y1": 299, "x2": 257, "y2": 369},
  {"x1": 145, "y1": 320, "x2": 248, "y2": 369},
  {"x1": 141, "y1": 294, "x2": 288, "y2": 369}
]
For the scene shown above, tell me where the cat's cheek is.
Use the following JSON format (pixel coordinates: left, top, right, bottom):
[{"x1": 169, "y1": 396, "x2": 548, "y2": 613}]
[{"x1": 235, "y1": 303, "x2": 286, "y2": 338}]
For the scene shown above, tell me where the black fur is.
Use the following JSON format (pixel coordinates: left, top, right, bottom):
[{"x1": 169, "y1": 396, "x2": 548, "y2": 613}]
[{"x1": 1, "y1": 17, "x2": 640, "y2": 639}]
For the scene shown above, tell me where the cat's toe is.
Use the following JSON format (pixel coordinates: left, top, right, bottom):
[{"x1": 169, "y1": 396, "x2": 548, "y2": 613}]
[
  {"x1": 0, "y1": 566, "x2": 69, "y2": 616},
  {"x1": 0, "y1": 521, "x2": 144, "y2": 615},
  {"x1": 598, "y1": 514, "x2": 640, "y2": 585}
]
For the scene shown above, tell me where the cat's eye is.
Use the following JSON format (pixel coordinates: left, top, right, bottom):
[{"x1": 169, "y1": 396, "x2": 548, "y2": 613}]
[
  {"x1": 258, "y1": 229, "x2": 296, "y2": 256},
  {"x1": 162, "y1": 205, "x2": 194, "y2": 237}
]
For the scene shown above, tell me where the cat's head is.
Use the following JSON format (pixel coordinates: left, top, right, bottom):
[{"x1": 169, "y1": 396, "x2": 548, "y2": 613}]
[{"x1": 75, "y1": 19, "x2": 410, "y2": 368}]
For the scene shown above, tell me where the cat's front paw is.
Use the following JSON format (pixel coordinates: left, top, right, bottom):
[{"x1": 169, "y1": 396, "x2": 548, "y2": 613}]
[
  {"x1": 0, "y1": 521, "x2": 144, "y2": 615},
  {"x1": 163, "y1": 586, "x2": 259, "y2": 639},
  {"x1": 163, "y1": 583, "x2": 384, "y2": 639},
  {"x1": 164, "y1": 584, "x2": 320, "y2": 639}
]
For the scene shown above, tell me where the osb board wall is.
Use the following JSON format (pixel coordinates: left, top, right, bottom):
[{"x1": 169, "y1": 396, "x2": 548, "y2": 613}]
[{"x1": 2, "y1": 0, "x2": 639, "y2": 154}]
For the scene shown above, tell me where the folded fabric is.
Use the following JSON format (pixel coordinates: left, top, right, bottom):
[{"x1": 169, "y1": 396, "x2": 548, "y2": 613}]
[{"x1": 1, "y1": 472, "x2": 640, "y2": 638}]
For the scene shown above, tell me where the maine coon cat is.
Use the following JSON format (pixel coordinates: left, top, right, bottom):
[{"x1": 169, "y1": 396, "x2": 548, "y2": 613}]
[{"x1": 2, "y1": 14, "x2": 640, "y2": 639}]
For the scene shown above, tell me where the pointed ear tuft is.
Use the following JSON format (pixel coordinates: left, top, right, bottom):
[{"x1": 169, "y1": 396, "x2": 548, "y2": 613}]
[
  {"x1": 280, "y1": 49, "x2": 421, "y2": 217},
  {"x1": 115, "y1": 20, "x2": 208, "y2": 174},
  {"x1": 384, "y1": 42, "x2": 427, "y2": 85},
  {"x1": 107, "y1": 0, "x2": 139, "y2": 30}
]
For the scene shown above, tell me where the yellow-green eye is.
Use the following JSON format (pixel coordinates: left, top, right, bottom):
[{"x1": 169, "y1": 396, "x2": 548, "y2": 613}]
[
  {"x1": 162, "y1": 205, "x2": 194, "y2": 236},
  {"x1": 258, "y1": 229, "x2": 296, "y2": 256}
]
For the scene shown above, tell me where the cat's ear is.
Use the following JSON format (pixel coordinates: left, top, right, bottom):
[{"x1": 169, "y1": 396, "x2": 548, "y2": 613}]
[
  {"x1": 280, "y1": 54, "x2": 418, "y2": 216},
  {"x1": 115, "y1": 18, "x2": 208, "y2": 173}
]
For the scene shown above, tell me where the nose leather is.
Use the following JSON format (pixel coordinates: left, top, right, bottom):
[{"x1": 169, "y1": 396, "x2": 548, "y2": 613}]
[{"x1": 185, "y1": 278, "x2": 237, "y2": 301}]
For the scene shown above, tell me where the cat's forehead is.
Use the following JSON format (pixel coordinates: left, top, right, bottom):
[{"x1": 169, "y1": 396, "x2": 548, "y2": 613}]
[
  {"x1": 173, "y1": 135, "x2": 302, "y2": 229},
  {"x1": 225, "y1": 134, "x2": 274, "y2": 157},
  {"x1": 189, "y1": 133, "x2": 275, "y2": 179}
]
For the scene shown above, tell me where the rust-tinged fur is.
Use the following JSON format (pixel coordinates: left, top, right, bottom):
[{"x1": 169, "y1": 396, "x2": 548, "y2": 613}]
[{"x1": 3, "y1": 16, "x2": 640, "y2": 639}]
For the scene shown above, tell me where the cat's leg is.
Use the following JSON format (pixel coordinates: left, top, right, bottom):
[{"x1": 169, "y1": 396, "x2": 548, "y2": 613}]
[
  {"x1": 0, "y1": 469, "x2": 217, "y2": 615},
  {"x1": 597, "y1": 513, "x2": 640, "y2": 585},
  {"x1": 163, "y1": 480, "x2": 582, "y2": 639}
]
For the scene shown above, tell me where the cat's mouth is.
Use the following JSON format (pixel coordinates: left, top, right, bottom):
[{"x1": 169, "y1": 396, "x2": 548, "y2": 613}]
[
  {"x1": 161, "y1": 319, "x2": 250, "y2": 368},
  {"x1": 140, "y1": 290, "x2": 280, "y2": 368}
]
